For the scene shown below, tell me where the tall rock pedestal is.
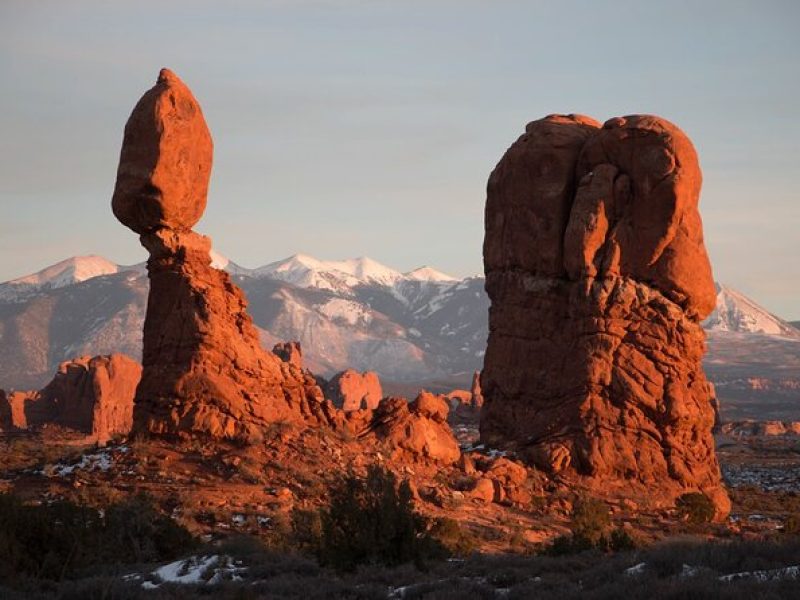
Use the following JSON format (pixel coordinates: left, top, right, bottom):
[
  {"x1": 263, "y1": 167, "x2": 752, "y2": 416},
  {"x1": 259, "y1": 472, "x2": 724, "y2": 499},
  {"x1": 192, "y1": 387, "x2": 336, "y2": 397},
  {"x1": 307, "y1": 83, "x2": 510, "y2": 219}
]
[
  {"x1": 112, "y1": 69, "x2": 337, "y2": 442},
  {"x1": 480, "y1": 114, "x2": 729, "y2": 516}
]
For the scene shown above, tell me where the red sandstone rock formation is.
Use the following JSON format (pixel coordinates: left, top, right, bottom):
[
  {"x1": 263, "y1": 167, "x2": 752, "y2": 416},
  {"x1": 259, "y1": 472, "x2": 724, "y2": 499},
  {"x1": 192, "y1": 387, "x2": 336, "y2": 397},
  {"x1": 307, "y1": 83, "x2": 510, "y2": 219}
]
[
  {"x1": 721, "y1": 420, "x2": 800, "y2": 437},
  {"x1": 470, "y1": 371, "x2": 484, "y2": 409},
  {"x1": 1, "y1": 390, "x2": 34, "y2": 429},
  {"x1": 272, "y1": 341, "x2": 304, "y2": 370},
  {"x1": 481, "y1": 114, "x2": 729, "y2": 516},
  {"x1": 0, "y1": 389, "x2": 11, "y2": 430},
  {"x1": 0, "y1": 355, "x2": 140, "y2": 442},
  {"x1": 112, "y1": 70, "x2": 339, "y2": 441},
  {"x1": 324, "y1": 369, "x2": 383, "y2": 411},
  {"x1": 352, "y1": 392, "x2": 460, "y2": 464}
]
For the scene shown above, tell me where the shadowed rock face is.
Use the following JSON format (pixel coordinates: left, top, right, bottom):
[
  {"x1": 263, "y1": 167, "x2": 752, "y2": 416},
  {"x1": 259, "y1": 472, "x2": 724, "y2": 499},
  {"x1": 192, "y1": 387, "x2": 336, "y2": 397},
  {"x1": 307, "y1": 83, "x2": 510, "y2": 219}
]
[
  {"x1": 112, "y1": 69, "x2": 339, "y2": 441},
  {"x1": 481, "y1": 114, "x2": 728, "y2": 516}
]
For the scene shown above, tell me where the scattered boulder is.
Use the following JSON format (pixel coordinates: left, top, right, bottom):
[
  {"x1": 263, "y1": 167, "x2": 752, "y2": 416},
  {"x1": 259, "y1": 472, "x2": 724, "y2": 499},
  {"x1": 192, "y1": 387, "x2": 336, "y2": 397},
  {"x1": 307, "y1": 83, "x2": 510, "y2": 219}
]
[
  {"x1": 410, "y1": 391, "x2": 449, "y2": 423},
  {"x1": 357, "y1": 395, "x2": 460, "y2": 464},
  {"x1": 324, "y1": 369, "x2": 383, "y2": 411},
  {"x1": 112, "y1": 69, "x2": 338, "y2": 441},
  {"x1": 481, "y1": 114, "x2": 728, "y2": 517},
  {"x1": 469, "y1": 477, "x2": 495, "y2": 503}
]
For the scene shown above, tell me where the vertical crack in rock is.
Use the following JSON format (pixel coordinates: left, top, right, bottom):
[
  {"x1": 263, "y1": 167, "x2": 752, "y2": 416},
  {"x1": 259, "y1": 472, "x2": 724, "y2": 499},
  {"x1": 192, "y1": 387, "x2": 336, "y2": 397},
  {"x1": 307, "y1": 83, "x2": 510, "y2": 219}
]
[{"x1": 480, "y1": 114, "x2": 729, "y2": 516}]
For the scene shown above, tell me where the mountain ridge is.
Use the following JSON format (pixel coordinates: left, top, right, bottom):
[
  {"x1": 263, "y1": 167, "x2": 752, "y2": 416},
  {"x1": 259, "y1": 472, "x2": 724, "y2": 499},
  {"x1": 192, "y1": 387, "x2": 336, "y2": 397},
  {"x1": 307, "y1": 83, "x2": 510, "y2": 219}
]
[{"x1": 0, "y1": 254, "x2": 798, "y2": 398}]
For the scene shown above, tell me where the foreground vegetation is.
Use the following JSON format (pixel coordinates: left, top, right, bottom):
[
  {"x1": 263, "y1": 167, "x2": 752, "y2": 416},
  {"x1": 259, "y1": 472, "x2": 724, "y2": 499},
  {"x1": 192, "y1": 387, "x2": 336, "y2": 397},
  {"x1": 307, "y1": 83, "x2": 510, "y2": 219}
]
[{"x1": 1, "y1": 467, "x2": 799, "y2": 599}]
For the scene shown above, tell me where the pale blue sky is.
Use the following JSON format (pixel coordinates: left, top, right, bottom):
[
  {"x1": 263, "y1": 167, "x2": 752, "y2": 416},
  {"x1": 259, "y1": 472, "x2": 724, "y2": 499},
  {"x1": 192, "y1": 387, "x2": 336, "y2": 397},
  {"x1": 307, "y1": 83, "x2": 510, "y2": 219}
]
[{"x1": 1, "y1": 0, "x2": 798, "y2": 318}]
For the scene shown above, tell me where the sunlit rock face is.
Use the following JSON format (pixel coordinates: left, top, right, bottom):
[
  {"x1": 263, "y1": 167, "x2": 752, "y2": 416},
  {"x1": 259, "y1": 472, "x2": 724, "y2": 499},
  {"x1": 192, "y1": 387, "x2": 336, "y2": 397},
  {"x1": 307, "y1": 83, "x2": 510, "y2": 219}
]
[
  {"x1": 112, "y1": 69, "x2": 339, "y2": 441},
  {"x1": 480, "y1": 114, "x2": 729, "y2": 516},
  {"x1": 0, "y1": 355, "x2": 140, "y2": 443}
]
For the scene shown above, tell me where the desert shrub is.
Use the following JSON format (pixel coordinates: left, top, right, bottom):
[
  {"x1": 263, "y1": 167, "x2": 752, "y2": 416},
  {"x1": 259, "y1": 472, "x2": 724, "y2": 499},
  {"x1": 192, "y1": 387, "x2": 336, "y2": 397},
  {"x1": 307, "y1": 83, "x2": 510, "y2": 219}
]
[
  {"x1": 570, "y1": 497, "x2": 610, "y2": 544},
  {"x1": 290, "y1": 508, "x2": 324, "y2": 553},
  {"x1": 429, "y1": 517, "x2": 478, "y2": 557},
  {"x1": 545, "y1": 498, "x2": 637, "y2": 555},
  {"x1": 784, "y1": 513, "x2": 800, "y2": 535},
  {"x1": 102, "y1": 493, "x2": 195, "y2": 563},
  {"x1": 0, "y1": 492, "x2": 194, "y2": 584},
  {"x1": 316, "y1": 465, "x2": 439, "y2": 571},
  {"x1": 676, "y1": 492, "x2": 715, "y2": 525},
  {"x1": 608, "y1": 528, "x2": 636, "y2": 551}
]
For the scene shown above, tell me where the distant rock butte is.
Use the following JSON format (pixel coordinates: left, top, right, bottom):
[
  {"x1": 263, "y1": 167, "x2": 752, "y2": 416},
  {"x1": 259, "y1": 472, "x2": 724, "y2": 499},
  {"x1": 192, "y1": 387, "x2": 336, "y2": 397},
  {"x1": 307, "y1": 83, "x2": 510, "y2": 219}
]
[
  {"x1": 112, "y1": 69, "x2": 340, "y2": 441},
  {"x1": 0, "y1": 354, "x2": 140, "y2": 443},
  {"x1": 481, "y1": 114, "x2": 729, "y2": 516},
  {"x1": 324, "y1": 369, "x2": 383, "y2": 411}
]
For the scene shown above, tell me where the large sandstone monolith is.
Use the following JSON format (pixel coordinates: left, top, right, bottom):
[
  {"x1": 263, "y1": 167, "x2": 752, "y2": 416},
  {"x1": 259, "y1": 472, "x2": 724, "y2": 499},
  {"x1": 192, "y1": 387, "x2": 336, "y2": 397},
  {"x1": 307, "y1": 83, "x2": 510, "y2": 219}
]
[
  {"x1": 112, "y1": 69, "x2": 338, "y2": 441},
  {"x1": 481, "y1": 114, "x2": 728, "y2": 515}
]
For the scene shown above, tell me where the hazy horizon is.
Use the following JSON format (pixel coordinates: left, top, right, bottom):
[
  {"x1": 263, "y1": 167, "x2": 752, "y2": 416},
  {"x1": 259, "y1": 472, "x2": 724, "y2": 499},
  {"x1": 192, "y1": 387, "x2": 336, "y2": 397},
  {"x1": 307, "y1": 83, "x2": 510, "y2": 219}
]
[{"x1": 1, "y1": 1, "x2": 798, "y2": 318}]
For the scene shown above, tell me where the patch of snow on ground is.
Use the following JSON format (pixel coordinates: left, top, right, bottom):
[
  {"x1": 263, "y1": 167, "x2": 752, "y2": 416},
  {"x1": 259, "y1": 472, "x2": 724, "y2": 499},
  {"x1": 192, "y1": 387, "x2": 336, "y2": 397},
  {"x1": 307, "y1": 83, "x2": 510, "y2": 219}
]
[
  {"x1": 625, "y1": 562, "x2": 647, "y2": 576},
  {"x1": 142, "y1": 555, "x2": 246, "y2": 588},
  {"x1": 681, "y1": 564, "x2": 701, "y2": 578},
  {"x1": 719, "y1": 564, "x2": 800, "y2": 583},
  {"x1": 43, "y1": 449, "x2": 116, "y2": 477}
]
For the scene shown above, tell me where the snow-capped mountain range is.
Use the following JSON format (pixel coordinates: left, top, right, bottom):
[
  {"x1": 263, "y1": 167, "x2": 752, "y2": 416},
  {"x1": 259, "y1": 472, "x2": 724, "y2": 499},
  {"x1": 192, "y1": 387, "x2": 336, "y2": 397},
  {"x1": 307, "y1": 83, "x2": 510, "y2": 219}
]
[
  {"x1": 0, "y1": 254, "x2": 797, "y2": 395},
  {"x1": 703, "y1": 283, "x2": 800, "y2": 338}
]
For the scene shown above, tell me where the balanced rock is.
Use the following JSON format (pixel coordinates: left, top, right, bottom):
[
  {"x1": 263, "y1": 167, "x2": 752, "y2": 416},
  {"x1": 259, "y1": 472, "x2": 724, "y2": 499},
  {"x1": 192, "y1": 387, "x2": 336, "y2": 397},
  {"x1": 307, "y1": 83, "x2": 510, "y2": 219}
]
[
  {"x1": 0, "y1": 355, "x2": 140, "y2": 442},
  {"x1": 112, "y1": 69, "x2": 338, "y2": 441},
  {"x1": 112, "y1": 69, "x2": 212, "y2": 234},
  {"x1": 324, "y1": 369, "x2": 383, "y2": 412},
  {"x1": 481, "y1": 114, "x2": 728, "y2": 516}
]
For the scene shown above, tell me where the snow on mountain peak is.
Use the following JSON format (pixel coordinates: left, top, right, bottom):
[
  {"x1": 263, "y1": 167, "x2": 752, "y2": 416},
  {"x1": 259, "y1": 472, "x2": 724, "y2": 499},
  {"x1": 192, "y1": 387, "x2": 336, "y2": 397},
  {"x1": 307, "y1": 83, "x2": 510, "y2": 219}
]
[
  {"x1": 703, "y1": 283, "x2": 800, "y2": 339},
  {"x1": 7, "y1": 255, "x2": 120, "y2": 287},
  {"x1": 0, "y1": 255, "x2": 123, "y2": 302},
  {"x1": 209, "y1": 249, "x2": 229, "y2": 270},
  {"x1": 404, "y1": 266, "x2": 458, "y2": 283},
  {"x1": 254, "y1": 254, "x2": 406, "y2": 292}
]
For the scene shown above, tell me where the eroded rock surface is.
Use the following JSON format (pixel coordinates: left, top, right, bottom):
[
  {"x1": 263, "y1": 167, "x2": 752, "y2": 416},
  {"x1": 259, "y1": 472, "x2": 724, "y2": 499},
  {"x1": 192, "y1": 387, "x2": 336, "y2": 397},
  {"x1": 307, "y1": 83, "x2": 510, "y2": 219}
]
[
  {"x1": 272, "y1": 341, "x2": 304, "y2": 370},
  {"x1": 481, "y1": 114, "x2": 728, "y2": 515},
  {"x1": 351, "y1": 393, "x2": 460, "y2": 464},
  {"x1": 0, "y1": 355, "x2": 140, "y2": 442},
  {"x1": 112, "y1": 70, "x2": 338, "y2": 441},
  {"x1": 324, "y1": 369, "x2": 383, "y2": 411}
]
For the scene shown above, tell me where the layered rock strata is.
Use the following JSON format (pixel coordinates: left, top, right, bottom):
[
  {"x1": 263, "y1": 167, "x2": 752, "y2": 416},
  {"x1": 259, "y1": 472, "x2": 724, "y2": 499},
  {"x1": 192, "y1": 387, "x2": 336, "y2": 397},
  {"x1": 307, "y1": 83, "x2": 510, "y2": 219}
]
[{"x1": 481, "y1": 114, "x2": 728, "y2": 514}]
